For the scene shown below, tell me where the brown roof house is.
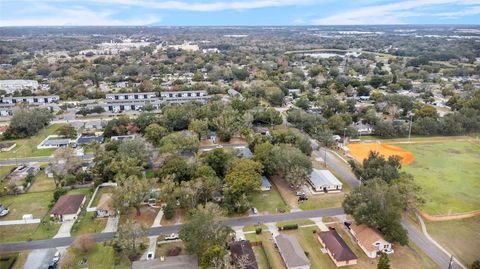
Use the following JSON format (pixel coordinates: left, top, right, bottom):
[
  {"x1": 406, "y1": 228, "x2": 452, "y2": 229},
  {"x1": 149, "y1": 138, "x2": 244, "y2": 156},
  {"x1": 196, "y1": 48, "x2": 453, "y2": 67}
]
[
  {"x1": 349, "y1": 224, "x2": 393, "y2": 258},
  {"x1": 229, "y1": 240, "x2": 259, "y2": 269},
  {"x1": 96, "y1": 193, "x2": 115, "y2": 218},
  {"x1": 317, "y1": 230, "x2": 357, "y2": 267},
  {"x1": 51, "y1": 194, "x2": 85, "y2": 222},
  {"x1": 275, "y1": 234, "x2": 310, "y2": 269}
]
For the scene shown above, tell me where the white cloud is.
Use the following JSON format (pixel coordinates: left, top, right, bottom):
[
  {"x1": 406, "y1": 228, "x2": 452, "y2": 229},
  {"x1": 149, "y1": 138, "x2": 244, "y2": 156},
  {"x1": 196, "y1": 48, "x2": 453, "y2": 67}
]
[
  {"x1": 436, "y1": 4, "x2": 480, "y2": 17},
  {"x1": 0, "y1": 5, "x2": 160, "y2": 26},
  {"x1": 311, "y1": 0, "x2": 480, "y2": 25}
]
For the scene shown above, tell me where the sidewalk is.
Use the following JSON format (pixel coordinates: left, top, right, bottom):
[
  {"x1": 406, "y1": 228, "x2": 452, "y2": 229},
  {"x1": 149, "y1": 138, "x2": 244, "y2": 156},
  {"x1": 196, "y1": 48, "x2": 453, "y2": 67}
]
[{"x1": 0, "y1": 219, "x2": 41, "y2": 226}]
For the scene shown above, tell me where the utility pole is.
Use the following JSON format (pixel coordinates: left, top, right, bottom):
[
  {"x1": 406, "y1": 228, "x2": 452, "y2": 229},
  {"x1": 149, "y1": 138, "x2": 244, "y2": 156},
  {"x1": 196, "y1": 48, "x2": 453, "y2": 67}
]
[
  {"x1": 448, "y1": 255, "x2": 454, "y2": 269},
  {"x1": 408, "y1": 114, "x2": 413, "y2": 142}
]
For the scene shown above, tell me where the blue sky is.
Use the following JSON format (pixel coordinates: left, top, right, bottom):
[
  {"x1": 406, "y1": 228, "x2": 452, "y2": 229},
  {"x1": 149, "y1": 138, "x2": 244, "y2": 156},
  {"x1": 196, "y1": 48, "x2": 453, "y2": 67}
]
[{"x1": 1, "y1": 0, "x2": 479, "y2": 26}]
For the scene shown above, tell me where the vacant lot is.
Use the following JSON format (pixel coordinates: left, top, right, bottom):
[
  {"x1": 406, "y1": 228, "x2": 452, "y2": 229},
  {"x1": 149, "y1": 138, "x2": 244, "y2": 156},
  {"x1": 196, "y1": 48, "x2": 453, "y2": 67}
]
[
  {"x1": 0, "y1": 124, "x2": 63, "y2": 160},
  {"x1": 398, "y1": 141, "x2": 480, "y2": 215},
  {"x1": 250, "y1": 184, "x2": 289, "y2": 214},
  {"x1": 427, "y1": 216, "x2": 480, "y2": 266},
  {"x1": 28, "y1": 172, "x2": 56, "y2": 192}
]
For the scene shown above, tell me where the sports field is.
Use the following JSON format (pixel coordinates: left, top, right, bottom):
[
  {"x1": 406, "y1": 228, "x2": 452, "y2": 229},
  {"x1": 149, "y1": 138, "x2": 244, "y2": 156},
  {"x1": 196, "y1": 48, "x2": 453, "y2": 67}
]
[
  {"x1": 348, "y1": 138, "x2": 480, "y2": 215},
  {"x1": 398, "y1": 140, "x2": 480, "y2": 215},
  {"x1": 348, "y1": 143, "x2": 414, "y2": 165}
]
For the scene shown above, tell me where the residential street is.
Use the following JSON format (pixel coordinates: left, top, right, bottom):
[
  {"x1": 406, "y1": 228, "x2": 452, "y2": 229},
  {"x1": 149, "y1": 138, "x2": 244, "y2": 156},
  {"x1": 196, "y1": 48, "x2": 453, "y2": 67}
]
[
  {"x1": 0, "y1": 207, "x2": 343, "y2": 253},
  {"x1": 0, "y1": 154, "x2": 94, "y2": 166}
]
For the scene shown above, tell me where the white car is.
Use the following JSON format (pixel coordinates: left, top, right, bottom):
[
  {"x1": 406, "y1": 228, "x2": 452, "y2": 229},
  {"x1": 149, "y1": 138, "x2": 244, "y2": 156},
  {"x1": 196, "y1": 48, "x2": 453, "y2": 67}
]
[
  {"x1": 0, "y1": 208, "x2": 9, "y2": 217},
  {"x1": 165, "y1": 233, "x2": 179, "y2": 240},
  {"x1": 52, "y1": 251, "x2": 61, "y2": 263}
]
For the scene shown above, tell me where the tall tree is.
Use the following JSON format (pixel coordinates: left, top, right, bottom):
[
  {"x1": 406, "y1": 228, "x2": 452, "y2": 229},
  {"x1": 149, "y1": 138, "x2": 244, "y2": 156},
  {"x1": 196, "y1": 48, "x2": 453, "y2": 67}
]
[
  {"x1": 377, "y1": 253, "x2": 391, "y2": 269},
  {"x1": 113, "y1": 219, "x2": 146, "y2": 259}
]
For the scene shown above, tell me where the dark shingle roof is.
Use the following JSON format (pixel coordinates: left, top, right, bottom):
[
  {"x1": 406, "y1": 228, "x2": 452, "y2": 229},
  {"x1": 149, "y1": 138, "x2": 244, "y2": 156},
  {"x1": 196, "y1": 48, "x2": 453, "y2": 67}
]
[
  {"x1": 319, "y1": 230, "x2": 357, "y2": 262},
  {"x1": 230, "y1": 240, "x2": 259, "y2": 269},
  {"x1": 51, "y1": 194, "x2": 85, "y2": 215}
]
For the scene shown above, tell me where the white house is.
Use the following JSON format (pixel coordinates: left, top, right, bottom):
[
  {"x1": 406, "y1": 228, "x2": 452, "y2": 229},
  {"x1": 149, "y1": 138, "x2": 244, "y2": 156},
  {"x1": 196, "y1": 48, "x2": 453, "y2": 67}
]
[
  {"x1": 309, "y1": 169, "x2": 343, "y2": 193},
  {"x1": 349, "y1": 223, "x2": 394, "y2": 258}
]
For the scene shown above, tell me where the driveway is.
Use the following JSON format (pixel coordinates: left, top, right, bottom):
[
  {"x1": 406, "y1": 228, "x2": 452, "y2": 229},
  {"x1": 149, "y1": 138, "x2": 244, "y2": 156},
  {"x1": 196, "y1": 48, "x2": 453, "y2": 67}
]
[
  {"x1": 23, "y1": 248, "x2": 56, "y2": 269},
  {"x1": 232, "y1": 226, "x2": 246, "y2": 240},
  {"x1": 140, "y1": 236, "x2": 158, "y2": 261},
  {"x1": 102, "y1": 216, "x2": 119, "y2": 233},
  {"x1": 53, "y1": 220, "x2": 75, "y2": 238}
]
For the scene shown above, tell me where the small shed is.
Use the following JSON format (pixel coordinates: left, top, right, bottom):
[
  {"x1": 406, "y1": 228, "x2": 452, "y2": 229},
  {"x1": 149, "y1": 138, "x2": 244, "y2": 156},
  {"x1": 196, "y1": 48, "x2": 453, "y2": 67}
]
[
  {"x1": 261, "y1": 176, "x2": 272, "y2": 191},
  {"x1": 309, "y1": 169, "x2": 343, "y2": 193}
]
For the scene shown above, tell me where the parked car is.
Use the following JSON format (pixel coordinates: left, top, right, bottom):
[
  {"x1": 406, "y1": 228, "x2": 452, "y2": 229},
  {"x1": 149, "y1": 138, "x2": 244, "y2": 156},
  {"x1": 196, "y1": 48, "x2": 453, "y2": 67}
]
[
  {"x1": 165, "y1": 233, "x2": 179, "y2": 240},
  {"x1": 0, "y1": 204, "x2": 9, "y2": 217},
  {"x1": 52, "y1": 251, "x2": 61, "y2": 263},
  {"x1": 298, "y1": 194, "x2": 308, "y2": 201},
  {"x1": 47, "y1": 260, "x2": 58, "y2": 269},
  {"x1": 251, "y1": 207, "x2": 258, "y2": 214},
  {"x1": 295, "y1": 191, "x2": 306, "y2": 196},
  {"x1": 147, "y1": 251, "x2": 154, "y2": 260}
]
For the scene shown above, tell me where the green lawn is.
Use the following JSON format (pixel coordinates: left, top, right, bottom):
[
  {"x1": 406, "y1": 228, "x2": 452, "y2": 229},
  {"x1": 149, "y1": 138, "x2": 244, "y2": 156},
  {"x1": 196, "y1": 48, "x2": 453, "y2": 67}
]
[
  {"x1": 28, "y1": 172, "x2": 56, "y2": 192},
  {"x1": 298, "y1": 193, "x2": 346, "y2": 211},
  {"x1": 253, "y1": 246, "x2": 271, "y2": 269},
  {"x1": 0, "y1": 218, "x2": 61, "y2": 243},
  {"x1": 71, "y1": 212, "x2": 107, "y2": 236},
  {"x1": 250, "y1": 184, "x2": 289, "y2": 214},
  {"x1": 245, "y1": 232, "x2": 286, "y2": 269},
  {"x1": 0, "y1": 124, "x2": 64, "y2": 160},
  {"x1": 68, "y1": 244, "x2": 116, "y2": 269},
  {"x1": 426, "y1": 216, "x2": 480, "y2": 266},
  {"x1": 0, "y1": 191, "x2": 53, "y2": 220},
  {"x1": 398, "y1": 141, "x2": 480, "y2": 215},
  {"x1": 276, "y1": 219, "x2": 314, "y2": 228},
  {"x1": 156, "y1": 241, "x2": 186, "y2": 257}
]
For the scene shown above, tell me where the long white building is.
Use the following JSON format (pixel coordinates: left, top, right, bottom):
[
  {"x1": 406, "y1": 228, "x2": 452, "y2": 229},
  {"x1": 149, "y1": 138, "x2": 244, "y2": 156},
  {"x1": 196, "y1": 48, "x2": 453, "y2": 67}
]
[
  {"x1": 1, "y1": 95, "x2": 59, "y2": 105},
  {"x1": 0, "y1": 80, "x2": 39, "y2": 94},
  {"x1": 160, "y1": 90, "x2": 210, "y2": 104},
  {"x1": 105, "y1": 92, "x2": 157, "y2": 101}
]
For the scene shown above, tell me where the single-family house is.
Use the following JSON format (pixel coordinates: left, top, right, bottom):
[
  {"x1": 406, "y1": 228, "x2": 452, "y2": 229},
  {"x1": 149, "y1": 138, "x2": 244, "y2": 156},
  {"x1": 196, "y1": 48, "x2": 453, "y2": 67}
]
[
  {"x1": 261, "y1": 176, "x2": 272, "y2": 191},
  {"x1": 8, "y1": 165, "x2": 40, "y2": 182},
  {"x1": 317, "y1": 230, "x2": 357, "y2": 267},
  {"x1": 348, "y1": 223, "x2": 394, "y2": 258},
  {"x1": 96, "y1": 193, "x2": 115, "y2": 218},
  {"x1": 275, "y1": 234, "x2": 310, "y2": 269},
  {"x1": 230, "y1": 240, "x2": 259, "y2": 269},
  {"x1": 132, "y1": 255, "x2": 198, "y2": 269},
  {"x1": 252, "y1": 126, "x2": 270, "y2": 136},
  {"x1": 51, "y1": 194, "x2": 85, "y2": 222},
  {"x1": 37, "y1": 135, "x2": 71, "y2": 149},
  {"x1": 235, "y1": 147, "x2": 253, "y2": 159},
  {"x1": 75, "y1": 134, "x2": 104, "y2": 145},
  {"x1": 0, "y1": 142, "x2": 16, "y2": 152},
  {"x1": 309, "y1": 169, "x2": 343, "y2": 193}
]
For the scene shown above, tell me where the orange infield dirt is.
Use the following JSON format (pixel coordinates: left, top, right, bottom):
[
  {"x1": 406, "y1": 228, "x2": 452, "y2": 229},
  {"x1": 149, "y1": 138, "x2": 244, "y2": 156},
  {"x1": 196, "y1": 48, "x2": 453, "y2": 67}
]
[{"x1": 347, "y1": 143, "x2": 414, "y2": 165}]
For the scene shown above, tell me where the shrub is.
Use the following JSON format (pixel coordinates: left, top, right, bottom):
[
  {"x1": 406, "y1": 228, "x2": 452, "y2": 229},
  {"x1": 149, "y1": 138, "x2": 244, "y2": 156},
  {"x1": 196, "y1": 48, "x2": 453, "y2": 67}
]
[
  {"x1": 163, "y1": 204, "x2": 174, "y2": 220},
  {"x1": 280, "y1": 224, "x2": 298, "y2": 230},
  {"x1": 72, "y1": 234, "x2": 95, "y2": 254},
  {"x1": 255, "y1": 227, "x2": 262, "y2": 234},
  {"x1": 167, "y1": 246, "x2": 182, "y2": 256}
]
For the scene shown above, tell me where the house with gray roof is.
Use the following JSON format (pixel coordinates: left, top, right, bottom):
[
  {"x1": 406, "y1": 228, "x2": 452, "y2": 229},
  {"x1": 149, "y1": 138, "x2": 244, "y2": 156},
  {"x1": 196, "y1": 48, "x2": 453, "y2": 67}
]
[
  {"x1": 309, "y1": 169, "x2": 343, "y2": 193},
  {"x1": 275, "y1": 234, "x2": 310, "y2": 269}
]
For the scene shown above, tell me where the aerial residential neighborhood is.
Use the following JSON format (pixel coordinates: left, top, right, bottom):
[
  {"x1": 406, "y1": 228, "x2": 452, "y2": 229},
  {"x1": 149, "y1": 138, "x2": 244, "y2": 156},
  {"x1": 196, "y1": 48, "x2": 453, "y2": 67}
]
[{"x1": 0, "y1": 1, "x2": 479, "y2": 269}]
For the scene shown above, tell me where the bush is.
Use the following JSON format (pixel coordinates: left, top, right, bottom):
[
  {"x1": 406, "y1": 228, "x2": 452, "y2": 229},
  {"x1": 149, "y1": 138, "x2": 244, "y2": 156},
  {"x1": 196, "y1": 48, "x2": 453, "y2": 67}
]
[
  {"x1": 72, "y1": 234, "x2": 95, "y2": 254},
  {"x1": 255, "y1": 227, "x2": 262, "y2": 234},
  {"x1": 167, "y1": 246, "x2": 182, "y2": 256},
  {"x1": 472, "y1": 260, "x2": 480, "y2": 269},
  {"x1": 163, "y1": 204, "x2": 174, "y2": 220},
  {"x1": 279, "y1": 224, "x2": 298, "y2": 230}
]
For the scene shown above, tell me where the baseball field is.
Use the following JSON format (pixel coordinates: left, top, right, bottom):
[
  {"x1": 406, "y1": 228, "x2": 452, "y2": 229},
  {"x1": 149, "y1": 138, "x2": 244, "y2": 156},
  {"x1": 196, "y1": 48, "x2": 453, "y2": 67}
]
[{"x1": 348, "y1": 138, "x2": 480, "y2": 216}]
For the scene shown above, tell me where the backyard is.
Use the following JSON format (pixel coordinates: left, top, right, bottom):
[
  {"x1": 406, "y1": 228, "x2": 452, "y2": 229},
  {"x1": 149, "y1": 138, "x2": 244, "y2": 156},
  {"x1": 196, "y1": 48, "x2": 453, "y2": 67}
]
[
  {"x1": 0, "y1": 124, "x2": 64, "y2": 160},
  {"x1": 397, "y1": 140, "x2": 480, "y2": 215}
]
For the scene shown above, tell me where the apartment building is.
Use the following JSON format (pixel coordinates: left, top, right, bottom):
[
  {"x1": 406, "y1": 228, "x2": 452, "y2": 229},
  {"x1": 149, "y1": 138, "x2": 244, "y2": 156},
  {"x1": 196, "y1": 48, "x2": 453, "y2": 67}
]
[
  {"x1": 105, "y1": 92, "x2": 157, "y2": 101},
  {"x1": 1, "y1": 95, "x2": 59, "y2": 105},
  {"x1": 160, "y1": 90, "x2": 210, "y2": 104}
]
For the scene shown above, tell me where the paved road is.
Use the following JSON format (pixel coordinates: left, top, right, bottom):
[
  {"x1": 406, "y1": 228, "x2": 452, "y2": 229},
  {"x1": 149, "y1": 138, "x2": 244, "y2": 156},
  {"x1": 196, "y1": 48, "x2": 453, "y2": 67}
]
[
  {"x1": 0, "y1": 207, "x2": 343, "y2": 253},
  {"x1": 0, "y1": 154, "x2": 94, "y2": 166},
  {"x1": 314, "y1": 141, "x2": 463, "y2": 269}
]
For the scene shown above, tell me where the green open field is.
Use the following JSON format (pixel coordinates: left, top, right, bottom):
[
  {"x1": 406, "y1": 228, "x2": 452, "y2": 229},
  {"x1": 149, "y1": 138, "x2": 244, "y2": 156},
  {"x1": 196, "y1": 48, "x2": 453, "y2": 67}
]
[
  {"x1": 0, "y1": 124, "x2": 64, "y2": 160},
  {"x1": 426, "y1": 216, "x2": 480, "y2": 266},
  {"x1": 250, "y1": 184, "x2": 289, "y2": 214},
  {"x1": 397, "y1": 140, "x2": 480, "y2": 215}
]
